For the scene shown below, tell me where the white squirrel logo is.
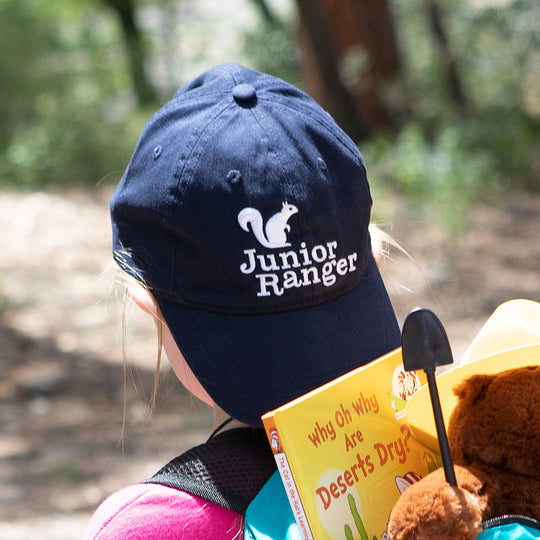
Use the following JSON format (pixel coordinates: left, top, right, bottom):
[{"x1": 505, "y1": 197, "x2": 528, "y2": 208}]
[
  {"x1": 238, "y1": 202, "x2": 298, "y2": 248},
  {"x1": 237, "y1": 202, "x2": 358, "y2": 298}
]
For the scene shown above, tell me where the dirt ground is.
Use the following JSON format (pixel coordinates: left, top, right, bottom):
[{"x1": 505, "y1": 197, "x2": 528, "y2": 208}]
[{"x1": 0, "y1": 186, "x2": 538, "y2": 539}]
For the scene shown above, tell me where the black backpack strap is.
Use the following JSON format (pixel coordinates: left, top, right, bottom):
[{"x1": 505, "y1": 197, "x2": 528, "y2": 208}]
[
  {"x1": 482, "y1": 515, "x2": 540, "y2": 532},
  {"x1": 142, "y1": 428, "x2": 276, "y2": 515}
]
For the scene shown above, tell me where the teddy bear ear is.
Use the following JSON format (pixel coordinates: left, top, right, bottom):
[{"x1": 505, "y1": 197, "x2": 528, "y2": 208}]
[{"x1": 453, "y1": 373, "x2": 494, "y2": 405}]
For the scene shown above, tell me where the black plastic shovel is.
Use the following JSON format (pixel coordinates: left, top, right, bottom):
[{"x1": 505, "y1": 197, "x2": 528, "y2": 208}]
[{"x1": 401, "y1": 308, "x2": 457, "y2": 486}]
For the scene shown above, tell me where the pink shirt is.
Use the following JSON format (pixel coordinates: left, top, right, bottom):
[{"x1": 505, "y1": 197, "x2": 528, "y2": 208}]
[{"x1": 83, "y1": 483, "x2": 244, "y2": 539}]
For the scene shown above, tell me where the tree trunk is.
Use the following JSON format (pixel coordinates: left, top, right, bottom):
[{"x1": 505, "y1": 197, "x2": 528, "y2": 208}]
[
  {"x1": 295, "y1": 0, "x2": 369, "y2": 141},
  {"x1": 296, "y1": 0, "x2": 402, "y2": 135},
  {"x1": 424, "y1": 0, "x2": 469, "y2": 115},
  {"x1": 102, "y1": 0, "x2": 158, "y2": 107},
  {"x1": 249, "y1": 0, "x2": 283, "y2": 28}
]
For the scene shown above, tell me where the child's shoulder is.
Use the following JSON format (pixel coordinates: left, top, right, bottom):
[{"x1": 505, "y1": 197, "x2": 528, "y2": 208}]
[{"x1": 82, "y1": 483, "x2": 243, "y2": 540}]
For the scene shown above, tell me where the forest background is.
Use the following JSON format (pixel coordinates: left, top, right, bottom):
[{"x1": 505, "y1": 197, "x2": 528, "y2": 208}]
[
  {"x1": 1, "y1": 0, "x2": 538, "y2": 224},
  {"x1": 0, "y1": 0, "x2": 538, "y2": 538}
]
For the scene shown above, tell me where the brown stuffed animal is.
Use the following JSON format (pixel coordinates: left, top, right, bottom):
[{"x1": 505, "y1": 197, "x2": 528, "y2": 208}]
[{"x1": 387, "y1": 365, "x2": 540, "y2": 540}]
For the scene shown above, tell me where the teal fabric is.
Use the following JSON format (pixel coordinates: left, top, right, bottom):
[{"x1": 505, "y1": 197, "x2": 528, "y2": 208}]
[
  {"x1": 244, "y1": 471, "x2": 303, "y2": 540},
  {"x1": 478, "y1": 522, "x2": 540, "y2": 539}
]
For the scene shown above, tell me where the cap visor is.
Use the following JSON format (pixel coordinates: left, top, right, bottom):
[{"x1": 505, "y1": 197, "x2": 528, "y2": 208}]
[{"x1": 155, "y1": 254, "x2": 400, "y2": 426}]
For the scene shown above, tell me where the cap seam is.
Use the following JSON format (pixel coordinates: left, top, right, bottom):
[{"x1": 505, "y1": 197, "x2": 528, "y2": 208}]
[
  {"x1": 258, "y1": 97, "x2": 364, "y2": 169},
  {"x1": 151, "y1": 253, "x2": 372, "y2": 316},
  {"x1": 167, "y1": 99, "x2": 237, "y2": 292},
  {"x1": 246, "y1": 99, "x2": 315, "y2": 300},
  {"x1": 257, "y1": 97, "x2": 371, "y2": 222},
  {"x1": 154, "y1": 277, "x2": 364, "y2": 315},
  {"x1": 169, "y1": 99, "x2": 235, "y2": 203}
]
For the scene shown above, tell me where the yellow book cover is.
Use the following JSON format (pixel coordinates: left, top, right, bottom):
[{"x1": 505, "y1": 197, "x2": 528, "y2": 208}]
[{"x1": 262, "y1": 348, "x2": 438, "y2": 540}]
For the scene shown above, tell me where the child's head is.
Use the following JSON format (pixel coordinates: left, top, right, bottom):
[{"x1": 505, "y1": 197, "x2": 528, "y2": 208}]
[{"x1": 111, "y1": 63, "x2": 400, "y2": 427}]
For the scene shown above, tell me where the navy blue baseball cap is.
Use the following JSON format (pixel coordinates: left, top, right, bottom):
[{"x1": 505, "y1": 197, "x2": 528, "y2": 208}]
[{"x1": 111, "y1": 63, "x2": 400, "y2": 426}]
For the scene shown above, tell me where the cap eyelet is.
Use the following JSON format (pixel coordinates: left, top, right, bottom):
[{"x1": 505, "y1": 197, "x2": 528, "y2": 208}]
[
  {"x1": 227, "y1": 170, "x2": 242, "y2": 185},
  {"x1": 317, "y1": 157, "x2": 328, "y2": 173},
  {"x1": 153, "y1": 145, "x2": 163, "y2": 160}
]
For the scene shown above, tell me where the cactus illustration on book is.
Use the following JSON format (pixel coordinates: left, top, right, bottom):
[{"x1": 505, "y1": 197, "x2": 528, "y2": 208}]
[{"x1": 344, "y1": 494, "x2": 377, "y2": 540}]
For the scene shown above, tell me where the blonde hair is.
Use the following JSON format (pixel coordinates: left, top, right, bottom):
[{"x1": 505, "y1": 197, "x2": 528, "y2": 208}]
[
  {"x1": 369, "y1": 223, "x2": 406, "y2": 265},
  {"x1": 116, "y1": 270, "x2": 164, "y2": 411}
]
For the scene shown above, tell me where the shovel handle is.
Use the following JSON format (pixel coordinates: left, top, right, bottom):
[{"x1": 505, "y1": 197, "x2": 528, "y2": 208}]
[{"x1": 426, "y1": 370, "x2": 457, "y2": 486}]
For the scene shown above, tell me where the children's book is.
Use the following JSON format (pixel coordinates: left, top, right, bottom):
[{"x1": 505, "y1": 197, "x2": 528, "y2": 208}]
[{"x1": 262, "y1": 348, "x2": 437, "y2": 540}]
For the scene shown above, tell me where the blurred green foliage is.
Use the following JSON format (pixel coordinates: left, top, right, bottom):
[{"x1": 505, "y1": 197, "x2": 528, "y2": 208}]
[
  {"x1": 364, "y1": 0, "x2": 539, "y2": 229},
  {"x1": 242, "y1": 1, "x2": 300, "y2": 88},
  {"x1": 368, "y1": 0, "x2": 540, "y2": 217},
  {"x1": 0, "y1": 0, "x2": 537, "y2": 219},
  {"x1": 0, "y1": 0, "x2": 144, "y2": 187}
]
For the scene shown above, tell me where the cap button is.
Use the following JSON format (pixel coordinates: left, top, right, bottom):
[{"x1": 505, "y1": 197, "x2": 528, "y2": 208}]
[{"x1": 233, "y1": 83, "x2": 257, "y2": 104}]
